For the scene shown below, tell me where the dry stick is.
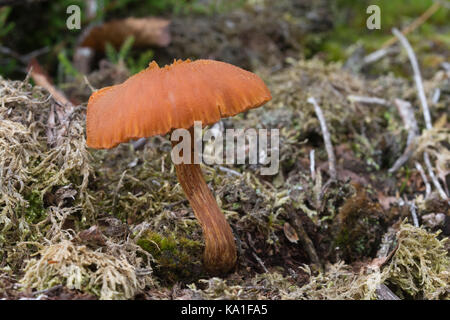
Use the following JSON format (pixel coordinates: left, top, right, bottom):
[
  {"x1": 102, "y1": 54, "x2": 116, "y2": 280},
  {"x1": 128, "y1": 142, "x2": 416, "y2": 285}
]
[
  {"x1": 431, "y1": 88, "x2": 441, "y2": 105},
  {"x1": 28, "y1": 60, "x2": 75, "y2": 143},
  {"x1": 288, "y1": 211, "x2": 320, "y2": 266},
  {"x1": 395, "y1": 99, "x2": 419, "y2": 146},
  {"x1": 83, "y1": 75, "x2": 96, "y2": 93},
  {"x1": 376, "y1": 284, "x2": 401, "y2": 301},
  {"x1": 415, "y1": 162, "x2": 431, "y2": 198},
  {"x1": 363, "y1": 47, "x2": 397, "y2": 66},
  {"x1": 389, "y1": 99, "x2": 419, "y2": 173},
  {"x1": 252, "y1": 252, "x2": 269, "y2": 273},
  {"x1": 409, "y1": 201, "x2": 419, "y2": 227},
  {"x1": 392, "y1": 28, "x2": 448, "y2": 200},
  {"x1": 347, "y1": 95, "x2": 389, "y2": 106},
  {"x1": 309, "y1": 149, "x2": 316, "y2": 181},
  {"x1": 383, "y1": 3, "x2": 441, "y2": 49},
  {"x1": 307, "y1": 97, "x2": 337, "y2": 180},
  {"x1": 392, "y1": 28, "x2": 432, "y2": 130},
  {"x1": 219, "y1": 166, "x2": 242, "y2": 177},
  {"x1": 423, "y1": 152, "x2": 448, "y2": 200}
]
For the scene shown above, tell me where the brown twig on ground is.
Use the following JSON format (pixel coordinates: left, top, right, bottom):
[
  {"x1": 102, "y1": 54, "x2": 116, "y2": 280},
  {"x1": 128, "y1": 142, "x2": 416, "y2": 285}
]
[
  {"x1": 307, "y1": 97, "x2": 336, "y2": 180},
  {"x1": 392, "y1": 28, "x2": 432, "y2": 130},
  {"x1": 28, "y1": 59, "x2": 72, "y2": 108}
]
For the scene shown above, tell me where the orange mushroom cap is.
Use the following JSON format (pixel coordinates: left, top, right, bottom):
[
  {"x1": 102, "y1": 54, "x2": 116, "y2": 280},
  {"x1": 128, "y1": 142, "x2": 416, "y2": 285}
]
[{"x1": 86, "y1": 59, "x2": 272, "y2": 149}]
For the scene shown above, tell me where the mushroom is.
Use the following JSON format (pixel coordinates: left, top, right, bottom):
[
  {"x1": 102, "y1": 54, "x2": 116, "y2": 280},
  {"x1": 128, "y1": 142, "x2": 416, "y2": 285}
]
[{"x1": 86, "y1": 59, "x2": 271, "y2": 273}]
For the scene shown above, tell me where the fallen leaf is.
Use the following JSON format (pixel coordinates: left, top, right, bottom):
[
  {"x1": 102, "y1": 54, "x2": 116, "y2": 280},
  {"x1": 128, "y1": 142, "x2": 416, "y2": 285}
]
[
  {"x1": 283, "y1": 222, "x2": 299, "y2": 243},
  {"x1": 80, "y1": 17, "x2": 171, "y2": 52}
]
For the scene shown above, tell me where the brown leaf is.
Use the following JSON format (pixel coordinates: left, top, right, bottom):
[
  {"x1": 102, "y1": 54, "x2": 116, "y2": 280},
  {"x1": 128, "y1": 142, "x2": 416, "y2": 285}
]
[
  {"x1": 377, "y1": 192, "x2": 398, "y2": 211},
  {"x1": 77, "y1": 225, "x2": 106, "y2": 247},
  {"x1": 80, "y1": 17, "x2": 171, "y2": 51},
  {"x1": 368, "y1": 244, "x2": 398, "y2": 269},
  {"x1": 283, "y1": 222, "x2": 299, "y2": 243}
]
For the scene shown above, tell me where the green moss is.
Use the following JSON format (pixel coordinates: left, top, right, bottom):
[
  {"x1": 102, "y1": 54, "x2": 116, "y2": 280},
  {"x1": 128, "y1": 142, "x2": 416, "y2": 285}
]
[
  {"x1": 384, "y1": 223, "x2": 450, "y2": 299},
  {"x1": 137, "y1": 231, "x2": 204, "y2": 284},
  {"x1": 333, "y1": 186, "x2": 385, "y2": 262},
  {"x1": 23, "y1": 191, "x2": 45, "y2": 224}
]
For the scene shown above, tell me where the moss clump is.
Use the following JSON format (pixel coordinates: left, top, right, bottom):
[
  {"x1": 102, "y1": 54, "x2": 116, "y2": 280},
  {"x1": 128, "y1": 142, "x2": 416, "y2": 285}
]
[
  {"x1": 21, "y1": 240, "x2": 153, "y2": 300},
  {"x1": 137, "y1": 231, "x2": 203, "y2": 284},
  {"x1": 24, "y1": 191, "x2": 45, "y2": 224},
  {"x1": 384, "y1": 223, "x2": 449, "y2": 299},
  {"x1": 333, "y1": 185, "x2": 385, "y2": 262},
  {"x1": 0, "y1": 78, "x2": 93, "y2": 271}
]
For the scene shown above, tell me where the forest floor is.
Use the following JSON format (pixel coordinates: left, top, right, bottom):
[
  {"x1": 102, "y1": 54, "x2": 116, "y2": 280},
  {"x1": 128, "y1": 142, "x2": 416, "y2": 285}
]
[{"x1": 0, "y1": 0, "x2": 449, "y2": 300}]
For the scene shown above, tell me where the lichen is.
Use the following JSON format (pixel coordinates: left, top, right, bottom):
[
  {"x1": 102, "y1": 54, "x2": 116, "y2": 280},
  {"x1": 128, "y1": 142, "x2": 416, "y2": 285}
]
[{"x1": 21, "y1": 239, "x2": 153, "y2": 300}]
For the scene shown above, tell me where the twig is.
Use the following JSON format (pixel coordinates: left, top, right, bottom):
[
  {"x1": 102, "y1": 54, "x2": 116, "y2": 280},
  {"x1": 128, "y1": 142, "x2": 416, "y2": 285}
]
[
  {"x1": 132, "y1": 137, "x2": 147, "y2": 150},
  {"x1": 307, "y1": 97, "x2": 336, "y2": 180},
  {"x1": 431, "y1": 88, "x2": 441, "y2": 105},
  {"x1": 219, "y1": 166, "x2": 242, "y2": 177},
  {"x1": 395, "y1": 99, "x2": 419, "y2": 145},
  {"x1": 164, "y1": 199, "x2": 188, "y2": 210},
  {"x1": 28, "y1": 59, "x2": 74, "y2": 111},
  {"x1": 423, "y1": 152, "x2": 448, "y2": 200},
  {"x1": 288, "y1": 210, "x2": 320, "y2": 266},
  {"x1": 31, "y1": 284, "x2": 62, "y2": 297},
  {"x1": 389, "y1": 145, "x2": 415, "y2": 174},
  {"x1": 28, "y1": 59, "x2": 75, "y2": 146},
  {"x1": 395, "y1": 99, "x2": 419, "y2": 146},
  {"x1": 363, "y1": 47, "x2": 397, "y2": 65},
  {"x1": 309, "y1": 149, "x2": 315, "y2": 181},
  {"x1": 388, "y1": 99, "x2": 419, "y2": 173},
  {"x1": 383, "y1": 3, "x2": 441, "y2": 49},
  {"x1": 392, "y1": 28, "x2": 432, "y2": 130},
  {"x1": 252, "y1": 252, "x2": 269, "y2": 273},
  {"x1": 376, "y1": 284, "x2": 401, "y2": 300},
  {"x1": 409, "y1": 201, "x2": 419, "y2": 227},
  {"x1": 415, "y1": 162, "x2": 431, "y2": 198},
  {"x1": 0, "y1": 45, "x2": 49, "y2": 64},
  {"x1": 83, "y1": 75, "x2": 96, "y2": 93},
  {"x1": 347, "y1": 95, "x2": 389, "y2": 106}
]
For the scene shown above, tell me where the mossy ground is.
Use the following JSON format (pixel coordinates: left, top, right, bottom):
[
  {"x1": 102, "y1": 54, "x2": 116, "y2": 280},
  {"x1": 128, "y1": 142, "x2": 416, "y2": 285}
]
[{"x1": 0, "y1": 0, "x2": 449, "y2": 300}]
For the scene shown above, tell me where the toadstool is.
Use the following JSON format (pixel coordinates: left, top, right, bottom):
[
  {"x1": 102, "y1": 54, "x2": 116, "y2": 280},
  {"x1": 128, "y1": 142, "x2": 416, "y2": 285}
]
[{"x1": 86, "y1": 59, "x2": 271, "y2": 274}]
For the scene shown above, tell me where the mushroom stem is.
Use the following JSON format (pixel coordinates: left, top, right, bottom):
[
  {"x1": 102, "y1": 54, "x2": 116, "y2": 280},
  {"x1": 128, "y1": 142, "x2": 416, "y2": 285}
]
[{"x1": 171, "y1": 128, "x2": 237, "y2": 274}]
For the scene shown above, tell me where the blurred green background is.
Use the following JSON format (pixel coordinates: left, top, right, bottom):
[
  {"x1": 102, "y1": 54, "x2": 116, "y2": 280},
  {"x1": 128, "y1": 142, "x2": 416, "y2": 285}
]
[{"x1": 0, "y1": 0, "x2": 448, "y2": 81}]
